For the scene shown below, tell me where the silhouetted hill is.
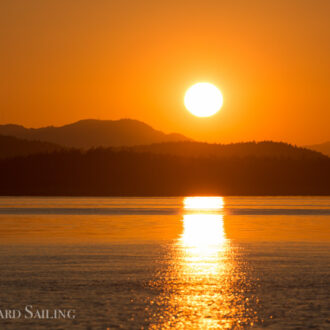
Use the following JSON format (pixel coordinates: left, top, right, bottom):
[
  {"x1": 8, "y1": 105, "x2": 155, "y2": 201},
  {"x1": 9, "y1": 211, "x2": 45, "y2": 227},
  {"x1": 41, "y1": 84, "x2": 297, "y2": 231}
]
[
  {"x1": 0, "y1": 147, "x2": 329, "y2": 196},
  {"x1": 124, "y1": 141, "x2": 326, "y2": 160},
  {"x1": 0, "y1": 135, "x2": 62, "y2": 159},
  {"x1": 0, "y1": 119, "x2": 190, "y2": 148},
  {"x1": 305, "y1": 141, "x2": 330, "y2": 157}
]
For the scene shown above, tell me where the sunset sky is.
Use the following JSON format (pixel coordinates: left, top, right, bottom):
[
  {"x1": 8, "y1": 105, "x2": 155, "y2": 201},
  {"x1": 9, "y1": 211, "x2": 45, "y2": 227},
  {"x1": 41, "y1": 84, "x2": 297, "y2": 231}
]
[{"x1": 1, "y1": 0, "x2": 329, "y2": 145}]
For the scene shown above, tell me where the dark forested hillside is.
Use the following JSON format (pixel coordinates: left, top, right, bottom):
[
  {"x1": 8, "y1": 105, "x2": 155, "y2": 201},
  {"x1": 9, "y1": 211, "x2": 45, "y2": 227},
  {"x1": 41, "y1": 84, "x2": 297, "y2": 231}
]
[
  {"x1": 0, "y1": 135, "x2": 62, "y2": 159},
  {"x1": 0, "y1": 147, "x2": 329, "y2": 196},
  {"x1": 125, "y1": 141, "x2": 326, "y2": 160}
]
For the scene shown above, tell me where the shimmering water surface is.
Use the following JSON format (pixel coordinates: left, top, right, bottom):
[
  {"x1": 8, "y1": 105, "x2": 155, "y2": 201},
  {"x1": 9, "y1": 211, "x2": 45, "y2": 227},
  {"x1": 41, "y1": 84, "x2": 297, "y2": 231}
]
[{"x1": 0, "y1": 197, "x2": 329, "y2": 329}]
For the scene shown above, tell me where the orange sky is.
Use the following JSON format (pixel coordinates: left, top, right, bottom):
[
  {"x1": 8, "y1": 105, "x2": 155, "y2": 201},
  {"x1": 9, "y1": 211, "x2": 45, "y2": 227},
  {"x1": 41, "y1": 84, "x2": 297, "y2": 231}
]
[{"x1": 1, "y1": 0, "x2": 329, "y2": 144}]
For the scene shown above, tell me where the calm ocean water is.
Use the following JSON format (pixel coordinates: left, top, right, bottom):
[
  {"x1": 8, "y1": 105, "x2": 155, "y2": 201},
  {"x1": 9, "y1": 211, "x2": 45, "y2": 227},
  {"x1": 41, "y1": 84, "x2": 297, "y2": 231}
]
[{"x1": 0, "y1": 196, "x2": 329, "y2": 329}]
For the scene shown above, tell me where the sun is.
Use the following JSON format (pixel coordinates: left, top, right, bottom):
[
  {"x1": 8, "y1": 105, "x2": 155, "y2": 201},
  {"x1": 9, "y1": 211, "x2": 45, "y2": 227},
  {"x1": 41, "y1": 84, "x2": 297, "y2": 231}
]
[{"x1": 184, "y1": 82, "x2": 223, "y2": 117}]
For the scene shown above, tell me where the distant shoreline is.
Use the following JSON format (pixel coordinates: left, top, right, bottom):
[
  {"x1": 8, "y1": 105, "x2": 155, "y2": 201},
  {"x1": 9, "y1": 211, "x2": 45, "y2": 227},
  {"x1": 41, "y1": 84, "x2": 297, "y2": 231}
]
[
  {"x1": 0, "y1": 194, "x2": 329, "y2": 197},
  {"x1": 0, "y1": 146, "x2": 329, "y2": 196}
]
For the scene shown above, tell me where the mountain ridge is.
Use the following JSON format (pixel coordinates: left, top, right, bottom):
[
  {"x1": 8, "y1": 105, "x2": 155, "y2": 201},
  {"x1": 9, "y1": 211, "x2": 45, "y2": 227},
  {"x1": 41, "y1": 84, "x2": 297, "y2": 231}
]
[
  {"x1": 305, "y1": 141, "x2": 330, "y2": 157},
  {"x1": 1, "y1": 119, "x2": 328, "y2": 158},
  {"x1": 0, "y1": 119, "x2": 190, "y2": 149}
]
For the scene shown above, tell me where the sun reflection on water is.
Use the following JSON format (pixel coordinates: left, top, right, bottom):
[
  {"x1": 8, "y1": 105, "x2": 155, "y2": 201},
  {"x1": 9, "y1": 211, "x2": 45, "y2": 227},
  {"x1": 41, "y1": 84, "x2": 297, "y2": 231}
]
[
  {"x1": 180, "y1": 197, "x2": 227, "y2": 278},
  {"x1": 179, "y1": 214, "x2": 227, "y2": 277},
  {"x1": 183, "y1": 196, "x2": 224, "y2": 210},
  {"x1": 148, "y1": 197, "x2": 260, "y2": 328}
]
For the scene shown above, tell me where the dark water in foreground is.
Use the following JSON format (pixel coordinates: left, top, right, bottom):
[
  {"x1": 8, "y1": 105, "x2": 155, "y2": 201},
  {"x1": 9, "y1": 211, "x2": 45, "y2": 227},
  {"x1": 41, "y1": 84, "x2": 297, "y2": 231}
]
[{"x1": 0, "y1": 197, "x2": 329, "y2": 329}]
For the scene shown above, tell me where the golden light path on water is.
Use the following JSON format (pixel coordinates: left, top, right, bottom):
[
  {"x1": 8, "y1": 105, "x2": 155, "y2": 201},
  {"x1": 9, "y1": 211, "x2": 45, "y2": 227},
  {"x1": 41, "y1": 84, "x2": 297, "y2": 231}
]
[
  {"x1": 180, "y1": 214, "x2": 226, "y2": 278},
  {"x1": 149, "y1": 197, "x2": 259, "y2": 329}
]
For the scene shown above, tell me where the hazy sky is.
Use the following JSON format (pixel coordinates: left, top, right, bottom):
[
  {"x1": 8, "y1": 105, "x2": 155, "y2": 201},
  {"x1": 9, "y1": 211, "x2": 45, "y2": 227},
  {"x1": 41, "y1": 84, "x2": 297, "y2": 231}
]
[{"x1": 1, "y1": 0, "x2": 329, "y2": 144}]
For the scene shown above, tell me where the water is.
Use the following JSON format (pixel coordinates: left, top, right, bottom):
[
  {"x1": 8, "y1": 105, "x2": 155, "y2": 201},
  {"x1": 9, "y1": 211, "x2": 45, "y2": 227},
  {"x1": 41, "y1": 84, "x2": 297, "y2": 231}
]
[{"x1": 0, "y1": 197, "x2": 329, "y2": 329}]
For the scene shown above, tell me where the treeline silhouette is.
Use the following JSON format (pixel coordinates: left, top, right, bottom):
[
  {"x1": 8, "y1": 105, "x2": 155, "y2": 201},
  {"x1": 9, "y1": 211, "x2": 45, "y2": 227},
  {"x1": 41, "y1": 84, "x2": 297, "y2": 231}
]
[
  {"x1": 0, "y1": 146, "x2": 329, "y2": 196},
  {"x1": 126, "y1": 141, "x2": 326, "y2": 160}
]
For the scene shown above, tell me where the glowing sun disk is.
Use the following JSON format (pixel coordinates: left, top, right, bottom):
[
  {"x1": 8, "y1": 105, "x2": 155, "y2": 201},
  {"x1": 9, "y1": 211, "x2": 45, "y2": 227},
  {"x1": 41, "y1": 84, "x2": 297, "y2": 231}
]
[{"x1": 184, "y1": 82, "x2": 223, "y2": 117}]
